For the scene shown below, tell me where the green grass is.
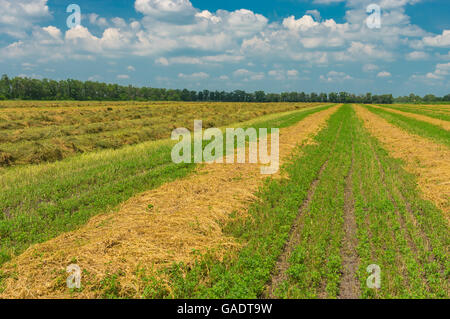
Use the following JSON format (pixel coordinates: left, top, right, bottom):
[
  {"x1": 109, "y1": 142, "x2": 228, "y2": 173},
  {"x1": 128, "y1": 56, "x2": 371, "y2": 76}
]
[
  {"x1": 0, "y1": 104, "x2": 333, "y2": 266},
  {"x1": 364, "y1": 105, "x2": 450, "y2": 147},
  {"x1": 276, "y1": 105, "x2": 352, "y2": 299},
  {"x1": 377, "y1": 105, "x2": 450, "y2": 121},
  {"x1": 132, "y1": 105, "x2": 449, "y2": 299}
]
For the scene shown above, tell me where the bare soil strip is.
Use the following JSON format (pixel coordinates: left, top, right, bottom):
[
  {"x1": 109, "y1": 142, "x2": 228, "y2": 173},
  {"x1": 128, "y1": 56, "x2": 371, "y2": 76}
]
[
  {"x1": 339, "y1": 144, "x2": 360, "y2": 299},
  {"x1": 372, "y1": 105, "x2": 450, "y2": 130},
  {"x1": 354, "y1": 105, "x2": 450, "y2": 220},
  {"x1": 0, "y1": 106, "x2": 341, "y2": 299}
]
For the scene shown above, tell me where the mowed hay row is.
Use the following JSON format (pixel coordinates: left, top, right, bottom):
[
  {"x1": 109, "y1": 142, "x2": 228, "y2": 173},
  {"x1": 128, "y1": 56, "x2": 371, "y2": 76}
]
[
  {"x1": 423, "y1": 104, "x2": 450, "y2": 110},
  {"x1": 391, "y1": 105, "x2": 450, "y2": 117},
  {"x1": 0, "y1": 102, "x2": 322, "y2": 167},
  {"x1": 0, "y1": 102, "x2": 320, "y2": 129},
  {"x1": 372, "y1": 105, "x2": 450, "y2": 130},
  {"x1": 0, "y1": 105, "x2": 341, "y2": 299},
  {"x1": 354, "y1": 105, "x2": 450, "y2": 218}
]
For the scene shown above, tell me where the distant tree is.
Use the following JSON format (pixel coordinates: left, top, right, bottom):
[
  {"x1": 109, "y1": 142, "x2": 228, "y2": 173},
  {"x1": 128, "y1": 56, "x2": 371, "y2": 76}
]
[{"x1": 254, "y1": 90, "x2": 266, "y2": 102}]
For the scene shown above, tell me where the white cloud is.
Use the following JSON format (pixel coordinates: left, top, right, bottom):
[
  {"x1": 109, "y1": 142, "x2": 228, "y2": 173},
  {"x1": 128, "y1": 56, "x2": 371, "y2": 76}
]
[
  {"x1": 155, "y1": 57, "x2": 169, "y2": 66},
  {"x1": 127, "y1": 65, "x2": 135, "y2": 71},
  {"x1": 135, "y1": 0, "x2": 196, "y2": 20},
  {"x1": 377, "y1": 71, "x2": 392, "y2": 77},
  {"x1": 422, "y1": 30, "x2": 450, "y2": 47},
  {"x1": 426, "y1": 62, "x2": 450, "y2": 80},
  {"x1": 320, "y1": 71, "x2": 352, "y2": 82},
  {"x1": 363, "y1": 64, "x2": 379, "y2": 72},
  {"x1": 233, "y1": 69, "x2": 251, "y2": 77},
  {"x1": 406, "y1": 51, "x2": 429, "y2": 60},
  {"x1": 287, "y1": 69, "x2": 299, "y2": 77},
  {"x1": 88, "y1": 14, "x2": 109, "y2": 28},
  {"x1": 269, "y1": 69, "x2": 299, "y2": 80},
  {"x1": 117, "y1": 74, "x2": 130, "y2": 79},
  {"x1": 283, "y1": 15, "x2": 318, "y2": 32},
  {"x1": 0, "y1": 0, "x2": 50, "y2": 37},
  {"x1": 178, "y1": 72, "x2": 209, "y2": 79},
  {"x1": 233, "y1": 68, "x2": 264, "y2": 81}
]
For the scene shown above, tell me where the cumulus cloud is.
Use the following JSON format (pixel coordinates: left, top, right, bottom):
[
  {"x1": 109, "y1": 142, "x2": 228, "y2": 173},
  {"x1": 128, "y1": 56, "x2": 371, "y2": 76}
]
[
  {"x1": 377, "y1": 71, "x2": 392, "y2": 77},
  {"x1": 268, "y1": 69, "x2": 299, "y2": 80},
  {"x1": 406, "y1": 51, "x2": 429, "y2": 60},
  {"x1": 426, "y1": 63, "x2": 450, "y2": 80},
  {"x1": 178, "y1": 72, "x2": 209, "y2": 79},
  {"x1": 422, "y1": 30, "x2": 450, "y2": 47},
  {"x1": 0, "y1": 0, "x2": 50, "y2": 37},
  {"x1": 320, "y1": 71, "x2": 352, "y2": 82},
  {"x1": 135, "y1": 0, "x2": 196, "y2": 21}
]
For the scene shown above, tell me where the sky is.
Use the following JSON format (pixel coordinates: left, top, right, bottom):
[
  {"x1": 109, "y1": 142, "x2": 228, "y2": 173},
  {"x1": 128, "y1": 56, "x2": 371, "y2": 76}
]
[{"x1": 0, "y1": 0, "x2": 449, "y2": 96}]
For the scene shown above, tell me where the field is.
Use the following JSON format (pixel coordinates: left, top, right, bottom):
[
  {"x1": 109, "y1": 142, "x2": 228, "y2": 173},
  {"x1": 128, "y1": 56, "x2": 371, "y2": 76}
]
[{"x1": 0, "y1": 102, "x2": 448, "y2": 299}]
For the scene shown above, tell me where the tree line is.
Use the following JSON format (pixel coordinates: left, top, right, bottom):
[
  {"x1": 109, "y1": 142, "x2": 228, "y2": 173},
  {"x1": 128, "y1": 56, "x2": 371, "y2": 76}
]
[{"x1": 1, "y1": 75, "x2": 448, "y2": 103}]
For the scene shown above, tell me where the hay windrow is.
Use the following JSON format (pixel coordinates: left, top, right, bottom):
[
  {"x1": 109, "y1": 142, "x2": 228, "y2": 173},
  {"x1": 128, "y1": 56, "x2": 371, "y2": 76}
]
[
  {"x1": 371, "y1": 105, "x2": 450, "y2": 130},
  {"x1": 354, "y1": 105, "x2": 450, "y2": 219},
  {"x1": 0, "y1": 105, "x2": 341, "y2": 299}
]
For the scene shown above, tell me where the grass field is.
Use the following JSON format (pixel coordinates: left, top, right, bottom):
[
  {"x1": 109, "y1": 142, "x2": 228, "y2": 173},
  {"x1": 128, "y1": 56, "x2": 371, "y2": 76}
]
[{"x1": 0, "y1": 102, "x2": 448, "y2": 299}]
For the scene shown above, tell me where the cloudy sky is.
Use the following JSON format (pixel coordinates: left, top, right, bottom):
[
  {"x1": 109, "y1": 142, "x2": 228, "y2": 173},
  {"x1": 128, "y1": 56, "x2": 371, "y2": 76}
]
[{"x1": 0, "y1": 0, "x2": 449, "y2": 96}]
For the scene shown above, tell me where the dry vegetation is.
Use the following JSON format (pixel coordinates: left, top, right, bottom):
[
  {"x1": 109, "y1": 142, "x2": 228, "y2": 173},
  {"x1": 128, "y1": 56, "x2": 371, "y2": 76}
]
[{"x1": 0, "y1": 101, "x2": 319, "y2": 166}]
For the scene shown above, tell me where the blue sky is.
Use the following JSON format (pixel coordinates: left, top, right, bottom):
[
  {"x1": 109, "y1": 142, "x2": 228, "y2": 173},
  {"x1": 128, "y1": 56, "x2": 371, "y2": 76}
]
[{"x1": 0, "y1": 0, "x2": 449, "y2": 96}]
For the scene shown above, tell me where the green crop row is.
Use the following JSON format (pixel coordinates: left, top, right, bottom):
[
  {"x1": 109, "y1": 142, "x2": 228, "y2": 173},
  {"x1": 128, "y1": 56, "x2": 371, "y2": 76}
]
[{"x1": 275, "y1": 105, "x2": 353, "y2": 299}]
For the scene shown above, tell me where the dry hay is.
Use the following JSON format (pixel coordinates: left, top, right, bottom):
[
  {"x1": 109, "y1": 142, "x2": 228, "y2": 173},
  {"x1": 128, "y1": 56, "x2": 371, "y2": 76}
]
[
  {"x1": 0, "y1": 105, "x2": 341, "y2": 299},
  {"x1": 354, "y1": 105, "x2": 450, "y2": 219},
  {"x1": 371, "y1": 105, "x2": 450, "y2": 130}
]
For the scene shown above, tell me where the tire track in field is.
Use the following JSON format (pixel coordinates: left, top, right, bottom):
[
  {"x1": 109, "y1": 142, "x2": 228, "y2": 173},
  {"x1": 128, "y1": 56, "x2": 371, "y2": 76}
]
[
  {"x1": 371, "y1": 105, "x2": 450, "y2": 131},
  {"x1": 339, "y1": 142, "x2": 360, "y2": 299},
  {"x1": 0, "y1": 105, "x2": 341, "y2": 299},
  {"x1": 354, "y1": 105, "x2": 450, "y2": 219},
  {"x1": 262, "y1": 120, "x2": 344, "y2": 299}
]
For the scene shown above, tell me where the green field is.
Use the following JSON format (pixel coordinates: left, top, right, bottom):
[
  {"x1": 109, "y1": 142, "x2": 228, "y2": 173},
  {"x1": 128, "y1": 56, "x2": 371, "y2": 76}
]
[{"x1": 0, "y1": 102, "x2": 448, "y2": 299}]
